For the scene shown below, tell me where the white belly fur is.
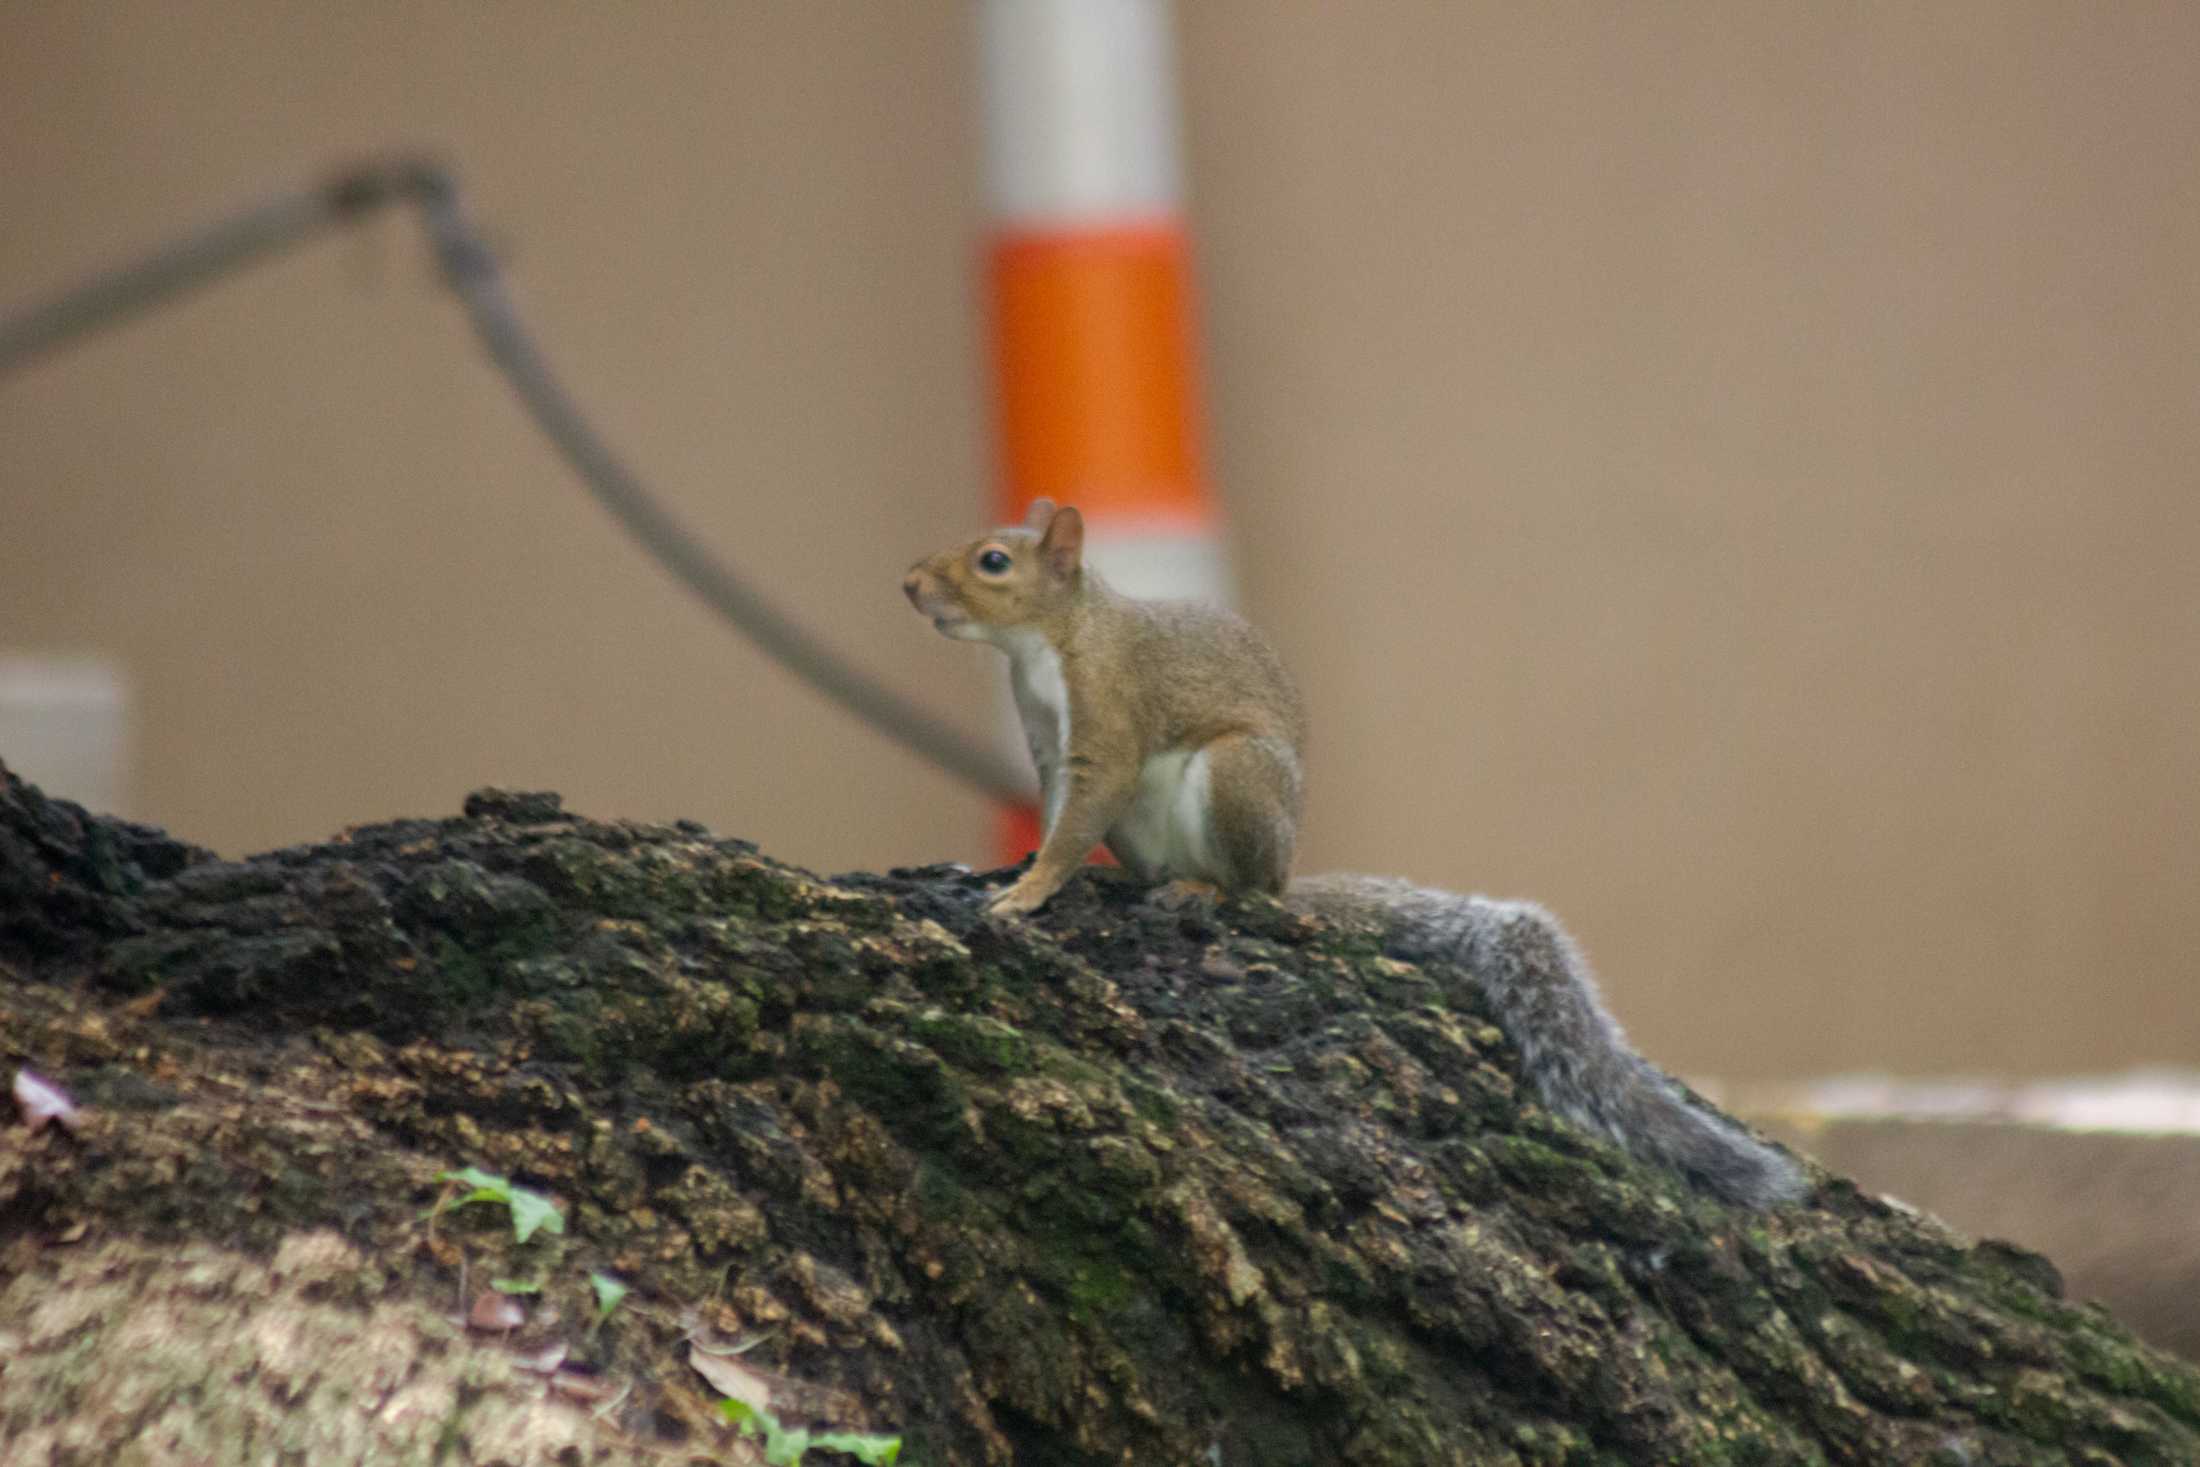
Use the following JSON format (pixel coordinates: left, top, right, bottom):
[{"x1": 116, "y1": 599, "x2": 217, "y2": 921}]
[
  {"x1": 1109, "y1": 746, "x2": 1219, "y2": 882},
  {"x1": 999, "y1": 630, "x2": 1218, "y2": 880},
  {"x1": 1001, "y1": 633, "x2": 1070, "y2": 833}
]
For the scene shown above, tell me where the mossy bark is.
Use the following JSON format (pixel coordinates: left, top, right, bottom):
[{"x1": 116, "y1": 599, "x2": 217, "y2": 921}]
[{"x1": 1, "y1": 764, "x2": 2194, "y2": 1465}]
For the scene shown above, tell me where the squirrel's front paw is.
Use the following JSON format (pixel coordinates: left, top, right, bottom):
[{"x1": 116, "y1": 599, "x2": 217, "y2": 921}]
[{"x1": 986, "y1": 877, "x2": 1056, "y2": 918}]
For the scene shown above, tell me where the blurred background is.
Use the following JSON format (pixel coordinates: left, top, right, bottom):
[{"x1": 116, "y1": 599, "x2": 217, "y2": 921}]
[{"x1": 3, "y1": 0, "x2": 2196, "y2": 1252}]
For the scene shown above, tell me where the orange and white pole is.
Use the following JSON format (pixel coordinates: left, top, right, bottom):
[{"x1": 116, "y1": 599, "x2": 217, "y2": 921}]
[{"x1": 976, "y1": 0, "x2": 1231, "y2": 861}]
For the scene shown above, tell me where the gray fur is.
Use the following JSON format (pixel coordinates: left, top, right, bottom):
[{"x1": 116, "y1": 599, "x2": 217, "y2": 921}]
[{"x1": 1289, "y1": 875, "x2": 1807, "y2": 1209}]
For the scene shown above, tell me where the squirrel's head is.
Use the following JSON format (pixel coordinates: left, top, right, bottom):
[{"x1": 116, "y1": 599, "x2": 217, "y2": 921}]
[{"x1": 903, "y1": 499, "x2": 1086, "y2": 644}]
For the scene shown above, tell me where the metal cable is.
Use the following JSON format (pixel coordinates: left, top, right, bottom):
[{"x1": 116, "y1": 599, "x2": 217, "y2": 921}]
[{"x1": 0, "y1": 157, "x2": 1027, "y2": 803}]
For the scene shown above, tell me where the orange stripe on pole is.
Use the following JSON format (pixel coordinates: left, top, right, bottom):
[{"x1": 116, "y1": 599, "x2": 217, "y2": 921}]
[
  {"x1": 985, "y1": 222, "x2": 1208, "y2": 867},
  {"x1": 999, "y1": 803, "x2": 1047, "y2": 868},
  {"x1": 988, "y1": 222, "x2": 1208, "y2": 525}
]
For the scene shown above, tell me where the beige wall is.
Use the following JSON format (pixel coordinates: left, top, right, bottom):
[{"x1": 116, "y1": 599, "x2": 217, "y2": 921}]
[{"x1": 4, "y1": 4, "x2": 2194, "y2": 1083}]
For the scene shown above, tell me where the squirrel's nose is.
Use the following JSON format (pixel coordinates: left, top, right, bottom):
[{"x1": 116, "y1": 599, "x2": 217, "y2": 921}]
[{"x1": 901, "y1": 571, "x2": 924, "y2": 606}]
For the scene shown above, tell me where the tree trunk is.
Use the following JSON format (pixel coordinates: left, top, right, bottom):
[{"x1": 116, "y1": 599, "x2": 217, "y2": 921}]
[{"x1": 2, "y1": 762, "x2": 2193, "y2": 1465}]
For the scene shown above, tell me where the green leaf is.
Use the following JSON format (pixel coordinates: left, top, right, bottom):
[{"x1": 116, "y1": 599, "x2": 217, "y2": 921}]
[
  {"x1": 431, "y1": 1166, "x2": 564, "y2": 1243},
  {"x1": 438, "y1": 1166, "x2": 509, "y2": 1198},
  {"x1": 489, "y1": 1277, "x2": 542, "y2": 1294},
  {"x1": 812, "y1": 1430, "x2": 903, "y2": 1464},
  {"x1": 504, "y1": 1187, "x2": 564, "y2": 1244},
  {"x1": 589, "y1": 1271, "x2": 629, "y2": 1323},
  {"x1": 716, "y1": 1397, "x2": 902, "y2": 1465},
  {"x1": 721, "y1": 1400, "x2": 795, "y2": 1460}
]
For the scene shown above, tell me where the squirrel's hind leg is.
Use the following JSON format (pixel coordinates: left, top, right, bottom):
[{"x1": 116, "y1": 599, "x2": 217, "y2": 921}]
[{"x1": 1196, "y1": 733, "x2": 1302, "y2": 895}]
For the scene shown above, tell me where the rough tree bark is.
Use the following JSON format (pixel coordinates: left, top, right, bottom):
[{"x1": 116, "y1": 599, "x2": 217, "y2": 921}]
[{"x1": 1, "y1": 761, "x2": 2194, "y2": 1466}]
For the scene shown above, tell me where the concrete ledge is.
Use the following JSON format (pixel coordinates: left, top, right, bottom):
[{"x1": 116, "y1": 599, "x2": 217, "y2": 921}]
[{"x1": 1729, "y1": 1072, "x2": 2200, "y2": 1360}]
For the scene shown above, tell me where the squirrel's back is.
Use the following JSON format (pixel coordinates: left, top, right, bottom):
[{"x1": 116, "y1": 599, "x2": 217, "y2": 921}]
[{"x1": 1093, "y1": 588, "x2": 1307, "y2": 754}]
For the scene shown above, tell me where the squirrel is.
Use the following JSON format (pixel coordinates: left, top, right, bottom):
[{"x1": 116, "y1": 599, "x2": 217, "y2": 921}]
[{"x1": 902, "y1": 500, "x2": 1807, "y2": 1209}]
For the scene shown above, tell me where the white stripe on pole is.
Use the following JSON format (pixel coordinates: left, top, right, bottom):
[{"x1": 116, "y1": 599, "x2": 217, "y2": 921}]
[
  {"x1": 979, "y1": 0, "x2": 1185, "y2": 226},
  {"x1": 1080, "y1": 530, "x2": 1234, "y2": 607}
]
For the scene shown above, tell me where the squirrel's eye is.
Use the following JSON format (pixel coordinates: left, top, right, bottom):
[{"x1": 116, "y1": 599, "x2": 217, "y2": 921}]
[{"x1": 978, "y1": 549, "x2": 1012, "y2": 575}]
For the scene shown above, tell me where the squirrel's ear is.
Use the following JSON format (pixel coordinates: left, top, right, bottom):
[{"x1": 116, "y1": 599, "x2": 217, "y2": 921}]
[
  {"x1": 1022, "y1": 497, "x2": 1057, "y2": 532},
  {"x1": 1039, "y1": 505, "x2": 1084, "y2": 577}
]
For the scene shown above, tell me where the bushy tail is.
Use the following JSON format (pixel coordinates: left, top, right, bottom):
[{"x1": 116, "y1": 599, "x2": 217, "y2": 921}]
[{"x1": 1289, "y1": 875, "x2": 1807, "y2": 1209}]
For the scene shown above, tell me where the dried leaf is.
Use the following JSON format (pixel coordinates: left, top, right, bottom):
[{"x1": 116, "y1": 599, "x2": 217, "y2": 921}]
[
  {"x1": 690, "y1": 1328, "x2": 774, "y2": 1357},
  {"x1": 688, "y1": 1342, "x2": 771, "y2": 1411},
  {"x1": 116, "y1": 987, "x2": 167, "y2": 1021},
  {"x1": 515, "y1": 1340, "x2": 569, "y2": 1374},
  {"x1": 13, "y1": 1069, "x2": 82, "y2": 1134},
  {"x1": 548, "y1": 1367, "x2": 616, "y2": 1402},
  {"x1": 467, "y1": 1290, "x2": 527, "y2": 1332}
]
